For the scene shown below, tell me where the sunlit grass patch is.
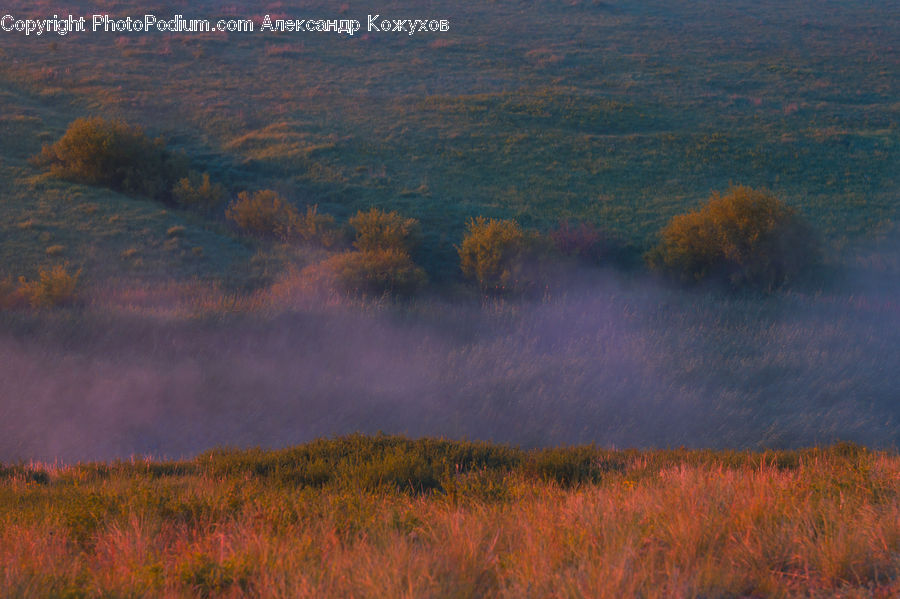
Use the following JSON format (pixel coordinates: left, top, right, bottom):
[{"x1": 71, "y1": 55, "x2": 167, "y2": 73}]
[{"x1": 0, "y1": 439, "x2": 897, "y2": 597}]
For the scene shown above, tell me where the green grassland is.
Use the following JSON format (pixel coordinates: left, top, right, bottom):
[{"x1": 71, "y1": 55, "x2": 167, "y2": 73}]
[
  {"x1": 1, "y1": 0, "x2": 897, "y2": 281},
  {"x1": 2, "y1": 436, "x2": 898, "y2": 597}
]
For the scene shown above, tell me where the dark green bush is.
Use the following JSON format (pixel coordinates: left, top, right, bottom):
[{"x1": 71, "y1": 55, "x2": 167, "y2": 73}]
[
  {"x1": 647, "y1": 185, "x2": 819, "y2": 290},
  {"x1": 195, "y1": 436, "x2": 628, "y2": 493},
  {"x1": 35, "y1": 117, "x2": 186, "y2": 199}
]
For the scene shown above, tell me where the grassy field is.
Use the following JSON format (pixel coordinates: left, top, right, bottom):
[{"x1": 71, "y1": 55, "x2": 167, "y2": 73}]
[
  {"x1": 1, "y1": 0, "x2": 898, "y2": 280},
  {"x1": 2, "y1": 436, "x2": 898, "y2": 598}
]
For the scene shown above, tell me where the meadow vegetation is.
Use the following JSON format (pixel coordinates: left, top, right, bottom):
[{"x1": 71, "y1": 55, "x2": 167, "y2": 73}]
[
  {"x1": 1, "y1": 436, "x2": 897, "y2": 598},
  {"x1": 0, "y1": 1, "x2": 898, "y2": 594}
]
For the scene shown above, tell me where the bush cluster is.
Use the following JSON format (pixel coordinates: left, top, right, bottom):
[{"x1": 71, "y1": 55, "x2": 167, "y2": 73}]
[
  {"x1": 225, "y1": 190, "x2": 337, "y2": 246},
  {"x1": 647, "y1": 186, "x2": 818, "y2": 289},
  {"x1": 304, "y1": 208, "x2": 426, "y2": 297},
  {"x1": 307, "y1": 248, "x2": 427, "y2": 297},
  {"x1": 35, "y1": 117, "x2": 186, "y2": 199},
  {"x1": 294, "y1": 204, "x2": 338, "y2": 247},
  {"x1": 457, "y1": 216, "x2": 553, "y2": 295},
  {"x1": 349, "y1": 207, "x2": 421, "y2": 253},
  {"x1": 31, "y1": 120, "x2": 822, "y2": 300},
  {"x1": 225, "y1": 190, "x2": 298, "y2": 239}
]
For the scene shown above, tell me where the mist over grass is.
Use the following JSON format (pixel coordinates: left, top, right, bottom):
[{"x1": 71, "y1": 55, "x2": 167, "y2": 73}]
[{"x1": 1, "y1": 236, "x2": 898, "y2": 462}]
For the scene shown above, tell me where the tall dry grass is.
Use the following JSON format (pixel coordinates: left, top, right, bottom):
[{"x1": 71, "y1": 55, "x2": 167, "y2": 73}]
[{"x1": 1, "y1": 446, "x2": 897, "y2": 598}]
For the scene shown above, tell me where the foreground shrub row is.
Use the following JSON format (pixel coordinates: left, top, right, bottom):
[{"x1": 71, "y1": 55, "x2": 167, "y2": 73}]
[{"x1": 1, "y1": 436, "x2": 896, "y2": 598}]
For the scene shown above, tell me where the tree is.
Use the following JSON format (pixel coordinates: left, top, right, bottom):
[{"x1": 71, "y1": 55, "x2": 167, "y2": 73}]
[{"x1": 303, "y1": 207, "x2": 426, "y2": 297}]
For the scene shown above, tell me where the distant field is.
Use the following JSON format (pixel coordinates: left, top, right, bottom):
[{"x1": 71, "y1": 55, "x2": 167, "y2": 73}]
[
  {"x1": 1, "y1": 0, "x2": 897, "y2": 279},
  {"x1": 1, "y1": 436, "x2": 898, "y2": 598}
]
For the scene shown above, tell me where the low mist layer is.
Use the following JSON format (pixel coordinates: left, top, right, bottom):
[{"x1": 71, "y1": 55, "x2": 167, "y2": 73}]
[{"x1": 1, "y1": 242, "x2": 898, "y2": 462}]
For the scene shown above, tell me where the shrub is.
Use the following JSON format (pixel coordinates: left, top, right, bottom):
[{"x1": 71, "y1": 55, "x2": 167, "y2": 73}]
[
  {"x1": 295, "y1": 204, "x2": 338, "y2": 247},
  {"x1": 305, "y1": 249, "x2": 427, "y2": 297},
  {"x1": 458, "y1": 217, "x2": 552, "y2": 294},
  {"x1": 349, "y1": 207, "x2": 421, "y2": 253},
  {"x1": 225, "y1": 190, "x2": 299, "y2": 239},
  {"x1": 17, "y1": 263, "x2": 81, "y2": 308},
  {"x1": 172, "y1": 172, "x2": 227, "y2": 212},
  {"x1": 35, "y1": 117, "x2": 186, "y2": 199},
  {"x1": 647, "y1": 186, "x2": 818, "y2": 289},
  {"x1": 225, "y1": 191, "x2": 337, "y2": 245}
]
